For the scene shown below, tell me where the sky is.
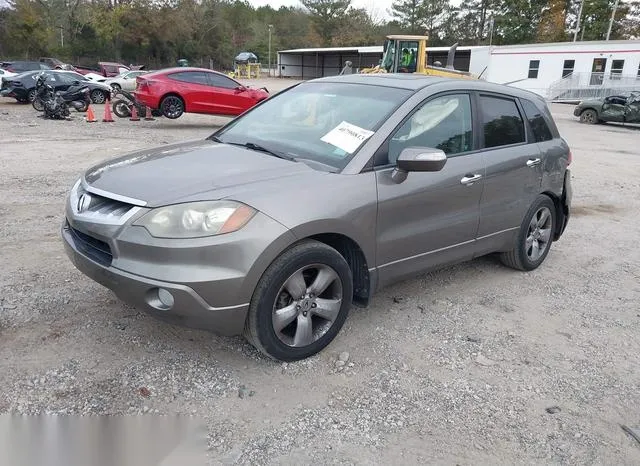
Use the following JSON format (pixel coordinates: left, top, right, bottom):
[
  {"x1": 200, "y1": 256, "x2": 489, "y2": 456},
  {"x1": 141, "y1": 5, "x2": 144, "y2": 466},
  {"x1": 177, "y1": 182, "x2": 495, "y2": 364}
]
[{"x1": 247, "y1": 0, "x2": 395, "y2": 21}]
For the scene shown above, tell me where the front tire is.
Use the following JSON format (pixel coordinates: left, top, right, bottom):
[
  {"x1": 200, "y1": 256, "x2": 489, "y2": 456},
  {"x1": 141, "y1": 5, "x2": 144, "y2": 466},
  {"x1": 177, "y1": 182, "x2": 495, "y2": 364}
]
[
  {"x1": 32, "y1": 98, "x2": 44, "y2": 112},
  {"x1": 27, "y1": 89, "x2": 37, "y2": 103},
  {"x1": 579, "y1": 109, "x2": 598, "y2": 124},
  {"x1": 160, "y1": 95, "x2": 184, "y2": 119},
  {"x1": 244, "y1": 240, "x2": 353, "y2": 361},
  {"x1": 112, "y1": 99, "x2": 131, "y2": 118},
  {"x1": 500, "y1": 195, "x2": 556, "y2": 271}
]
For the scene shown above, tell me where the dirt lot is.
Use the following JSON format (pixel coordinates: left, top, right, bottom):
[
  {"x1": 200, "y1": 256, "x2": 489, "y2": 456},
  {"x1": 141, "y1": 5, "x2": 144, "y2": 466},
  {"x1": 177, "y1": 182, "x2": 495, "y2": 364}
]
[{"x1": 1, "y1": 79, "x2": 639, "y2": 465}]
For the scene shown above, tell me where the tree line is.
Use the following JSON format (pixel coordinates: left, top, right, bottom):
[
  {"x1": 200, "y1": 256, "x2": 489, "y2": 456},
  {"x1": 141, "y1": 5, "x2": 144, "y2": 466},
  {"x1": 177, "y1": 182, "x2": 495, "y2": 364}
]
[{"x1": 0, "y1": 0, "x2": 638, "y2": 70}]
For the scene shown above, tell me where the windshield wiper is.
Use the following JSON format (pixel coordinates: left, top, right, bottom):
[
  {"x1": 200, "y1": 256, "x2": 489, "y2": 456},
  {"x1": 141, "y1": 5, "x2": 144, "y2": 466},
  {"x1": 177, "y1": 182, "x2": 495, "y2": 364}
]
[
  {"x1": 209, "y1": 136, "x2": 297, "y2": 162},
  {"x1": 233, "y1": 141, "x2": 297, "y2": 162}
]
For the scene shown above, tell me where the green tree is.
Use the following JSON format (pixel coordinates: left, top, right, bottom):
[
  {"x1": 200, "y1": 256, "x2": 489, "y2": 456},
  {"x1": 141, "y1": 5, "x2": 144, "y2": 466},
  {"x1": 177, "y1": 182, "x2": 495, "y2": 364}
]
[
  {"x1": 300, "y1": 0, "x2": 352, "y2": 46},
  {"x1": 390, "y1": 0, "x2": 423, "y2": 34}
]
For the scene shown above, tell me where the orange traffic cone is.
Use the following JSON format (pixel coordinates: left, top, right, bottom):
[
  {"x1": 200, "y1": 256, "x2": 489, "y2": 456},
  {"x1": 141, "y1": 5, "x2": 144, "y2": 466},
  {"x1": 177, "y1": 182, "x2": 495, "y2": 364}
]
[
  {"x1": 102, "y1": 99, "x2": 114, "y2": 122},
  {"x1": 130, "y1": 105, "x2": 140, "y2": 121},
  {"x1": 144, "y1": 106, "x2": 155, "y2": 121},
  {"x1": 86, "y1": 105, "x2": 97, "y2": 123}
]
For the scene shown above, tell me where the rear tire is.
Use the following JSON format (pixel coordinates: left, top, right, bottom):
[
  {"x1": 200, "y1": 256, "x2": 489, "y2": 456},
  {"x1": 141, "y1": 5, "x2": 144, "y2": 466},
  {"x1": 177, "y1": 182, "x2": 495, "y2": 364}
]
[
  {"x1": 579, "y1": 109, "x2": 598, "y2": 124},
  {"x1": 160, "y1": 95, "x2": 184, "y2": 119},
  {"x1": 27, "y1": 89, "x2": 37, "y2": 102},
  {"x1": 500, "y1": 195, "x2": 556, "y2": 271},
  {"x1": 244, "y1": 240, "x2": 353, "y2": 362},
  {"x1": 90, "y1": 89, "x2": 107, "y2": 104}
]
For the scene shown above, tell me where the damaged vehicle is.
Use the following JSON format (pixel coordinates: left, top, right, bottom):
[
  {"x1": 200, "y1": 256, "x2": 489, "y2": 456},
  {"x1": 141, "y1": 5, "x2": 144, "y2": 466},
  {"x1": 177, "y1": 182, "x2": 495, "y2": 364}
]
[
  {"x1": 62, "y1": 74, "x2": 572, "y2": 361},
  {"x1": 574, "y1": 92, "x2": 640, "y2": 125}
]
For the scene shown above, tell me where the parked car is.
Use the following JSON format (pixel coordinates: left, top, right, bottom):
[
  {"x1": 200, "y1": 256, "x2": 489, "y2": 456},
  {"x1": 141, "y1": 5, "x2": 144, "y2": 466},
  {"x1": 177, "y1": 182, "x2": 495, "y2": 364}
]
[
  {"x1": 101, "y1": 70, "x2": 149, "y2": 91},
  {"x1": 61, "y1": 74, "x2": 572, "y2": 361},
  {"x1": 0, "y1": 61, "x2": 50, "y2": 73},
  {"x1": 134, "y1": 67, "x2": 269, "y2": 119},
  {"x1": 39, "y1": 57, "x2": 67, "y2": 69},
  {"x1": 574, "y1": 92, "x2": 640, "y2": 124},
  {"x1": 0, "y1": 68, "x2": 17, "y2": 80},
  {"x1": 1, "y1": 70, "x2": 112, "y2": 104},
  {"x1": 73, "y1": 62, "x2": 135, "y2": 78}
]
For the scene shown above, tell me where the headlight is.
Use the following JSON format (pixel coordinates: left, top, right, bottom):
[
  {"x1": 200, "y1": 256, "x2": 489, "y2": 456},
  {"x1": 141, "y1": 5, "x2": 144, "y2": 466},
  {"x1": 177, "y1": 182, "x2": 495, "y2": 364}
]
[{"x1": 134, "y1": 201, "x2": 257, "y2": 238}]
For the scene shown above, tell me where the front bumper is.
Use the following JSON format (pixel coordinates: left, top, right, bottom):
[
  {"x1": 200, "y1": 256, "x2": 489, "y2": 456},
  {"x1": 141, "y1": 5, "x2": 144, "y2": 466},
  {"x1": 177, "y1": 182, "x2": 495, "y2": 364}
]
[
  {"x1": 62, "y1": 220, "x2": 249, "y2": 335},
  {"x1": 61, "y1": 186, "x2": 296, "y2": 336},
  {"x1": 573, "y1": 106, "x2": 582, "y2": 117}
]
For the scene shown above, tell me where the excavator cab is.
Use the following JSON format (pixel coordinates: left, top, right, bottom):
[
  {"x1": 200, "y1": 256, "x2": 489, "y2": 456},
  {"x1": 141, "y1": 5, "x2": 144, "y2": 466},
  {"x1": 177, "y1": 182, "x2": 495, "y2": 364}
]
[{"x1": 365, "y1": 35, "x2": 477, "y2": 80}]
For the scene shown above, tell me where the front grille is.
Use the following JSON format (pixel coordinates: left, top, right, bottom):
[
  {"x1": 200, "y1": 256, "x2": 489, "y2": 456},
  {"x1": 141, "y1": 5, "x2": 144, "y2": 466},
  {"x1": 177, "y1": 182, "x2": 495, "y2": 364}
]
[
  {"x1": 65, "y1": 220, "x2": 113, "y2": 267},
  {"x1": 71, "y1": 183, "x2": 139, "y2": 224}
]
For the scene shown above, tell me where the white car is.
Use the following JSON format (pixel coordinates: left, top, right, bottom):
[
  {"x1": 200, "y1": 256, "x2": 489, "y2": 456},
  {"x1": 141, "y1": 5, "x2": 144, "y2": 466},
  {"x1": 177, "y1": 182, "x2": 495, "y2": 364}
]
[
  {"x1": 0, "y1": 68, "x2": 17, "y2": 80},
  {"x1": 102, "y1": 70, "x2": 148, "y2": 91}
]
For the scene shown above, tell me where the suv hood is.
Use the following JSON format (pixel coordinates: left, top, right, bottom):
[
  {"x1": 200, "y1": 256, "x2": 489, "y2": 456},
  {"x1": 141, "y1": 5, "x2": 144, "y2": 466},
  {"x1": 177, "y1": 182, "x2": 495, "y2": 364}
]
[{"x1": 83, "y1": 139, "x2": 318, "y2": 207}]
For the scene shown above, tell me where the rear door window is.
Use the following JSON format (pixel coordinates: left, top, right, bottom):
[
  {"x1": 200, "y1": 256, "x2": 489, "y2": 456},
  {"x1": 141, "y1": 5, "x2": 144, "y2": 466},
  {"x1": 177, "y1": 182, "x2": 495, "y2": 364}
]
[
  {"x1": 169, "y1": 71, "x2": 209, "y2": 85},
  {"x1": 521, "y1": 99, "x2": 554, "y2": 142},
  {"x1": 479, "y1": 95, "x2": 526, "y2": 148}
]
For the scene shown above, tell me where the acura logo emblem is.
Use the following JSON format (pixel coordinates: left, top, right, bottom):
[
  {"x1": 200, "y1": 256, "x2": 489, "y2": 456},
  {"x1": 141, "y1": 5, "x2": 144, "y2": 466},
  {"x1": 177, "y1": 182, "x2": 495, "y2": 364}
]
[{"x1": 77, "y1": 193, "x2": 92, "y2": 213}]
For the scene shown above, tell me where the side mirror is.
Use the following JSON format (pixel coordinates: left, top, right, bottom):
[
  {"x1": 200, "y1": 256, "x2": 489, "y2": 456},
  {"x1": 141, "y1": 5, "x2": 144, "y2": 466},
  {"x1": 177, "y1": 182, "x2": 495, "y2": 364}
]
[
  {"x1": 392, "y1": 147, "x2": 447, "y2": 183},
  {"x1": 235, "y1": 85, "x2": 246, "y2": 92}
]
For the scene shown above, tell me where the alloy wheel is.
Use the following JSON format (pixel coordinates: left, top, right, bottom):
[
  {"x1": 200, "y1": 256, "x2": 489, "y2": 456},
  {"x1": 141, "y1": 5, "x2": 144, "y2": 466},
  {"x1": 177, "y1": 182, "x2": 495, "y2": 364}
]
[
  {"x1": 162, "y1": 96, "x2": 183, "y2": 118},
  {"x1": 525, "y1": 206, "x2": 552, "y2": 262},
  {"x1": 272, "y1": 264, "x2": 343, "y2": 348},
  {"x1": 91, "y1": 90, "x2": 106, "y2": 104}
]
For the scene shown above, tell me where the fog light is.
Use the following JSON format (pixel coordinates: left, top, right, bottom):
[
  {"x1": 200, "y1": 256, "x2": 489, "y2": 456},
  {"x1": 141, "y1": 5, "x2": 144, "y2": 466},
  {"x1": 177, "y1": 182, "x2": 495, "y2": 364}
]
[{"x1": 146, "y1": 287, "x2": 175, "y2": 311}]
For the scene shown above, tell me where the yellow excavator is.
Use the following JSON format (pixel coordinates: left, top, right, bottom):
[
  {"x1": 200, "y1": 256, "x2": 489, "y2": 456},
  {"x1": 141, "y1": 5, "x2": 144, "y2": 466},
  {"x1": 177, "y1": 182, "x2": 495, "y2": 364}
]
[{"x1": 361, "y1": 35, "x2": 477, "y2": 80}]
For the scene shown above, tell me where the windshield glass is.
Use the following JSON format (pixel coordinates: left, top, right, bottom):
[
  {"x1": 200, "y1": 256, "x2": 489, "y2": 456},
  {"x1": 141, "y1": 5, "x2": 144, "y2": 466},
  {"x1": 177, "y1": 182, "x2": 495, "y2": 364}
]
[
  {"x1": 212, "y1": 82, "x2": 412, "y2": 170},
  {"x1": 381, "y1": 40, "x2": 395, "y2": 72}
]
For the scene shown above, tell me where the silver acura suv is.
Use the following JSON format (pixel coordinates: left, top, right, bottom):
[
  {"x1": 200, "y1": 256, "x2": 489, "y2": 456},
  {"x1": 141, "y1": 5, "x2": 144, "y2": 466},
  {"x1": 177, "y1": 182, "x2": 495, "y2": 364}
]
[{"x1": 62, "y1": 73, "x2": 572, "y2": 361}]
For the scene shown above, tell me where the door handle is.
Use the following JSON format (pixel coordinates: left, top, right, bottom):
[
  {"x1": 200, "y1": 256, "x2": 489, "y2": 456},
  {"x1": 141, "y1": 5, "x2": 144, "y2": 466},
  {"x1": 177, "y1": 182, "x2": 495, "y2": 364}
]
[
  {"x1": 460, "y1": 174, "x2": 482, "y2": 185},
  {"x1": 526, "y1": 158, "x2": 541, "y2": 167}
]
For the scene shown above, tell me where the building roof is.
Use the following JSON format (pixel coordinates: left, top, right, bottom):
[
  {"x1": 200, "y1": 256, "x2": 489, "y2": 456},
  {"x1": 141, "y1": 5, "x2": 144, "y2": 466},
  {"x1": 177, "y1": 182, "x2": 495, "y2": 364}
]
[
  {"x1": 278, "y1": 40, "x2": 640, "y2": 56},
  {"x1": 278, "y1": 46, "x2": 383, "y2": 54}
]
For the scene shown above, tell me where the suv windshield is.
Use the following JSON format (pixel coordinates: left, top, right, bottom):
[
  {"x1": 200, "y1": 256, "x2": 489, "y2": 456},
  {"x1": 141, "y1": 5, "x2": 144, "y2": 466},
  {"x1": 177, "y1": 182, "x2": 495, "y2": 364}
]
[{"x1": 212, "y1": 82, "x2": 412, "y2": 170}]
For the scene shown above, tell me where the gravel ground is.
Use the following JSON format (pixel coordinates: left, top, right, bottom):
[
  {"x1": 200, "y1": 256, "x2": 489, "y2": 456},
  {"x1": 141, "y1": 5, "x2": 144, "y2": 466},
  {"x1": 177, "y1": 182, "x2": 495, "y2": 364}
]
[{"x1": 1, "y1": 80, "x2": 639, "y2": 465}]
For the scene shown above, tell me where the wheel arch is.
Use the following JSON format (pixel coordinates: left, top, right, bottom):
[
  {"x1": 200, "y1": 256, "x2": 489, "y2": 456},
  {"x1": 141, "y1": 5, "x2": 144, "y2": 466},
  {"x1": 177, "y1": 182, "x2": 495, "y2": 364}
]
[
  {"x1": 540, "y1": 190, "x2": 565, "y2": 241},
  {"x1": 160, "y1": 92, "x2": 187, "y2": 112},
  {"x1": 580, "y1": 107, "x2": 599, "y2": 117},
  {"x1": 241, "y1": 229, "x2": 373, "y2": 309}
]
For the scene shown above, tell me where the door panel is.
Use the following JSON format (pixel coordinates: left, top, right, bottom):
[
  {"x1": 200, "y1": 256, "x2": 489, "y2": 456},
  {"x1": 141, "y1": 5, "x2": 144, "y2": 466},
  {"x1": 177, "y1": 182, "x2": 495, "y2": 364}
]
[
  {"x1": 374, "y1": 92, "x2": 484, "y2": 288},
  {"x1": 376, "y1": 155, "x2": 485, "y2": 287},
  {"x1": 206, "y1": 73, "x2": 253, "y2": 115},
  {"x1": 167, "y1": 71, "x2": 210, "y2": 113},
  {"x1": 476, "y1": 94, "x2": 543, "y2": 252}
]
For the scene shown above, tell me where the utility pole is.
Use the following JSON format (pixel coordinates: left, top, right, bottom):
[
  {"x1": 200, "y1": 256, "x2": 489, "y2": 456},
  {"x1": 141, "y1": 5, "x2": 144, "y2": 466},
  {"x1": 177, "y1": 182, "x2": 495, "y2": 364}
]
[
  {"x1": 268, "y1": 24, "x2": 273, "y2": 77},
  {"x1": 58, "y1": 26, "x2": 64, "y2": 48},
  {"x1": 573, "y1": 0, "x2": 584, "y2": 42},
  {"x1": 488, "y1": 17, "x2": 494, "y2": 46},
  {"x1": 606, "y1": 0, "x2": 620, "y2": 40}
]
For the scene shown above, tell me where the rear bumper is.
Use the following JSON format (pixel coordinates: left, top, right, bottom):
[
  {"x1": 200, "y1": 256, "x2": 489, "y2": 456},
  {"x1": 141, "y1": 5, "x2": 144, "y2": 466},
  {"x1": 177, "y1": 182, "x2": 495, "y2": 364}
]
[{"x1": 134, "y1": 91, "x2": 159, "y2": 109}]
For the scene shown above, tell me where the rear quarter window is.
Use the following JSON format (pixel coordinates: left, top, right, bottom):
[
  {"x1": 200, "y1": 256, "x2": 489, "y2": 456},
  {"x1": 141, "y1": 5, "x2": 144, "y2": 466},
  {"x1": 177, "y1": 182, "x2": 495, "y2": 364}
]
[{"x1": 521, "y1": 99, "x2": 554, "y2": 142}]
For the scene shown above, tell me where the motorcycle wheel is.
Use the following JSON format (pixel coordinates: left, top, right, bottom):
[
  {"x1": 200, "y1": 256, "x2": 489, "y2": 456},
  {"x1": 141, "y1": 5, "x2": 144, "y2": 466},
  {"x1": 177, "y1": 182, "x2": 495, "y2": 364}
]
[
  {"x1": 75, "y1": 100, "x2": 89, "y2": 113},
  {"x1": 32, "y1": 98, "x2": 44, "y2": 112},
  {"x1": 112, "y1": 99, "x2": 131, "y2": 118}
]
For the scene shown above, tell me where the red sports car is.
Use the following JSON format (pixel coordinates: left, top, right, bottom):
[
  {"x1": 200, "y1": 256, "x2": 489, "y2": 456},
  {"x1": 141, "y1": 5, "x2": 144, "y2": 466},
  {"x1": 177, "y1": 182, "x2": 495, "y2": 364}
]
[{"x1": 134, "y1": 67, "x2": 269, "y2": 119}]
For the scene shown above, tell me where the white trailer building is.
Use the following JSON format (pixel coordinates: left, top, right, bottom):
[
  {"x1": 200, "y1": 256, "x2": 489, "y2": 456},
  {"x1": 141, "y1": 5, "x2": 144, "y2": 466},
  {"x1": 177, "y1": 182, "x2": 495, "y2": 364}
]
[{"x1": 277, "y1": 40, "x2": 640, "y2": 101}]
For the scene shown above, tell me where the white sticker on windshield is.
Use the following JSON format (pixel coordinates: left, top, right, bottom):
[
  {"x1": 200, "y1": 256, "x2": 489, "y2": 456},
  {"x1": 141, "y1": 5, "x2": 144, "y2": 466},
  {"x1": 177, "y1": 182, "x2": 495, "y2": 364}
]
[{"x1": 321, "y1": 121, "x2": 374, "y2": 154}]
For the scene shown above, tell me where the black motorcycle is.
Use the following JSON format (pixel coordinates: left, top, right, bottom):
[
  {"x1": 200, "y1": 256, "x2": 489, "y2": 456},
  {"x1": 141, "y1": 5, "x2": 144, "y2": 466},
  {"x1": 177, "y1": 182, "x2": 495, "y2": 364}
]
[
  {"x1": 32, "y1": 73, "x2": 90, "y2": 114},
  {"x1": 111, "y1": 88, "x2": 162, "y2": 118}
]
